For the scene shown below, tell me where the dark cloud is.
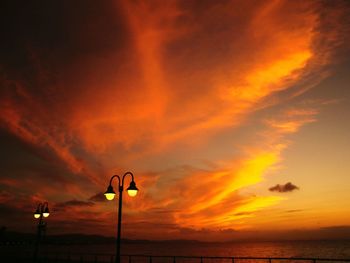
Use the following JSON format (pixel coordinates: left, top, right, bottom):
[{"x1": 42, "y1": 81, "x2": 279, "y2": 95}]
[
  {"x1": 88, "y1": 192, "x2": 106, "y2": 202},
  {"x1": 0, "y1": 0, "x2": 129, "y2": 76},
  {"x1": 285, "y1": 209, "x2": 303, "y2": 213},
  {"x1": 320, "y1": 225, "x2": 350, "y2": 232},
  {"x1": 269, "y1": 182, "x2": 299, "y2": 193},
  {"x1": 234, "y1": 211, "x2": 254, "y2": 216},
  {"x1": 54, "y1": 199, "x2": 94, "y2": 211}
]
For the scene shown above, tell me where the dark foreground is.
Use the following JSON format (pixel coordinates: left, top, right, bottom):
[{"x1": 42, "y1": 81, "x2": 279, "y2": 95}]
[
  {"x1": 2, "y1": 238, "x2": 350, "y2": 263},
  {"x1": 2, "y1": 254, "x2": 350, "y2": 263}
]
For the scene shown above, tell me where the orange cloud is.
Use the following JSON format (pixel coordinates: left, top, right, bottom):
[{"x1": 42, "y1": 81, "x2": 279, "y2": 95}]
[
  {"x1": 59, "y1": 0, "x2": 323, "y2": 159},
  {"x1": 265, "y1": 108, "x2": 318, "y2": 134},
  {"x1": 0, "y1": 0, "x2": 348, "y2": 238}
]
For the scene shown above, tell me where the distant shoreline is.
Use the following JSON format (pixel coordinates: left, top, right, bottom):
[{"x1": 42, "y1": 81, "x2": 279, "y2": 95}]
[{"x1": 1, "y1": 231, "x2": 350, "y2": 245}]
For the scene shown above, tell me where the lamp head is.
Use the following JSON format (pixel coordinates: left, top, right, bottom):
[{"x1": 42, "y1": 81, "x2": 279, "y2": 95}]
[
  {"x1": 104, "y1": 185, "x2": 116, "y2": 200},
  {"x1": 127, "y1": 181, "x2": 138, "y2": 197},
  {"x1": 43, "y1": 206, "x2": 50, "y2": 217},
  {"x1": 34, "y1": 208, "x2": 41, "y2": 219}
]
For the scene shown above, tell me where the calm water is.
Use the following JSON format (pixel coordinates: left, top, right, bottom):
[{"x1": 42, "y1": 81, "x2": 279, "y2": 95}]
[
  {"x1": 2, "y1": 240, "x2": 350, "y2": 262},
  {"x1": 39, "y1": 240, "x2": 350, "y2": 259}
]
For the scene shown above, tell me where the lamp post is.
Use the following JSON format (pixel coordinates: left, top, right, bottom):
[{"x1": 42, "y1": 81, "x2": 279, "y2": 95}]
[
  {"x1": 33, "y1": 202, "x2": 50, "y2": 263},
  {"x1": 104, "y1": 172, "x2": 138, "y2": 263}
]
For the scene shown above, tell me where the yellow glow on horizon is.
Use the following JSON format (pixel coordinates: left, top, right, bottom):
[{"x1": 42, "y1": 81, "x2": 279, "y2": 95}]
[
  {"x1": 172, "y1": 150, "x2": 284, "y2": 231},
  {"x1": 234, "y1": 196, "x2": 285, "y2": 216},
  {"x1": 217, "y1": 196, "x2": 285, "y2": 228},
  {"x1": 234, "y1": 152, "x2": 279, "y2": 189},
  {"x1": 187, "y1": 152, "x2": 279, "y2": 215}
]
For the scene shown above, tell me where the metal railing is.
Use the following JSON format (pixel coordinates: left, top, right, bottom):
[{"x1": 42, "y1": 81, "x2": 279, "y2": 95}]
[
  {"x1": 34, "y1": 254, "x2": 350, "y2": 263},
  {"x1": 2, "y1": 253, "x2": 350, "y2": 263}
]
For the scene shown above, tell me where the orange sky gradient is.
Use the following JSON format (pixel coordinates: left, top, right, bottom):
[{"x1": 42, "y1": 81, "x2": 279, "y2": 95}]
[{"x1": 1, "y1": 0, "x2": 350, "y2": 241}]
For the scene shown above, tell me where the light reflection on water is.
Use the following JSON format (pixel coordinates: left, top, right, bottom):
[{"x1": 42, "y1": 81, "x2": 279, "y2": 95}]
[
  {"x1": 2, "y1": 240, "x2": 349, "y2": 262},
  {"x1": 39, "y1": 240, "x2": 350, "y2": 259}
]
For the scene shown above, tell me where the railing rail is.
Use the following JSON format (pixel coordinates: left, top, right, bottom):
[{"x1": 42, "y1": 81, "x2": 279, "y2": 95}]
[
  {"x1": 3, "y1": 252, "x2": 350, "y2": 263},
  {"x1": 38, "y1": 254, "x2": 350, "y2": 263},
  {"x1": 125, "y1": 255, "x2": 350, "y2": 261}
]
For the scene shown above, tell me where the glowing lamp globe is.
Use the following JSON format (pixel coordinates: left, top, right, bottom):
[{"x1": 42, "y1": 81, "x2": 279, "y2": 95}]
[
  {"x1": 104, "y1": 185, "x2": 116, "y2": 201},
  {"x1": 43, "y1": 207, "x2": 50, "y2": 217},
  {"x1": 127, "y1": 189, "x2": 138, "y2": 197},
  {"x1": 34, "y1": 208, "x2": 41, "y2": 218},
  {"x1": 127, "y1": 181, "x2": 138, "y2": 197},
  {"x1": 105, "y1": 192, "x2": 116, "y2": 200}
]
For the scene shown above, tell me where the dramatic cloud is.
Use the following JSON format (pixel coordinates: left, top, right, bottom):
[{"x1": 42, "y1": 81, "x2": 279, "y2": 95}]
[
  {"x1": 0, "y1": 0, "x2": 349, "y2": 240},
  {"x1": 269, "y1": 182, "x2": 300, "y2": 193}
]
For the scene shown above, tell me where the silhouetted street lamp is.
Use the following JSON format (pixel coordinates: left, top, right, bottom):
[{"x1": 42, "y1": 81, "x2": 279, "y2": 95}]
[
  {"x1": 105, "y1": 172, "x2": 138, "y2": 263},
  {"x1": 33, "y1": 202, "x2": 50, "y2": 263}
]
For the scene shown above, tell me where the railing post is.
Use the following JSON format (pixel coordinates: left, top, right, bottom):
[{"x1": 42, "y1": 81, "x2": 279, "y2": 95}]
[
  {"x1": 149, "y1": 256, "x2": 152, "y2": 263},
  {"x1": 232, "y1": 258, "x2": 235, "y2": 263},
  {"x1": 313, "y1": 260, "x2": 316, "y2": 263},
  {"x1": 201, "y1": 257, "x2": 203, "y2": 263},
  {"x1": 269, "y1": 258, "x2": 272, "y2": 263},
  {"x1": 173, "y1": 256, "x2": 176, "y2": 263},
  {"x1": 111, "y1": 255, "x2": 114, "y2": 263},
  {"x1": 129, "y1": 255, "x2": 132, "y2": 263}
]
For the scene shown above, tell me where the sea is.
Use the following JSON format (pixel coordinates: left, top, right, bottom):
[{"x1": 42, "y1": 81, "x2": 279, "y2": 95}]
[
  {"x1": 122, "y1": 240, "x2": 350, "y2": 258},
  {"x1": 2, "y1": 240, "x2": 350, "y2": 262}
]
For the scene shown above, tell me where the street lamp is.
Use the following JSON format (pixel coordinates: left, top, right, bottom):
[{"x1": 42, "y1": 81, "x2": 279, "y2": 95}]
[
  {"x1": 33, "y1": 202, "x2": 50, "y2": 263},
  {"x1": 105, "y1": 172, "x2": 138, "y2": 263}
]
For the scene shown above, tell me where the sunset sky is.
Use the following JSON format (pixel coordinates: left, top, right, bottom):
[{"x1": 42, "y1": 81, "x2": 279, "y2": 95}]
[{"x1": 1, "y1": 0, "x2": 350, "y2": 241}]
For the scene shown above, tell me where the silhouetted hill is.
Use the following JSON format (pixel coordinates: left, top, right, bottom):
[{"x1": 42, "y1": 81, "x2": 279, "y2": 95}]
[{"x1": 0, "y1": 231, "x2": 203, "y2": 245}]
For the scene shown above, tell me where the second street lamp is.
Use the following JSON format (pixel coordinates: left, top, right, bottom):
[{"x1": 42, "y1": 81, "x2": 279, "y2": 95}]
[
  {"x1": 33, "y1": 202, "x2": 50, "y2": 263},
  {"x1": 105, "y1": 172, "x2": 138, "y2": 263}
]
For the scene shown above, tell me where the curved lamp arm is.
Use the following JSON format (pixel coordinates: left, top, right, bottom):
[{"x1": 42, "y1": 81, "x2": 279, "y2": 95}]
[
  {"x1": 121, "y1": 172, "x2": 135, "y2": 187},
  {"x1": 105, "y1": 175, "x2": 121, "y2": 200},
  {"x1": 42, "y1": 202, "x2": 50, "y2": 217},
  {"x1": 109, "y1": 174, "x2": 121, "y2": 187},
  {"x1": 122, "y1": 172, "x2": 138, "y2": 197}
]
